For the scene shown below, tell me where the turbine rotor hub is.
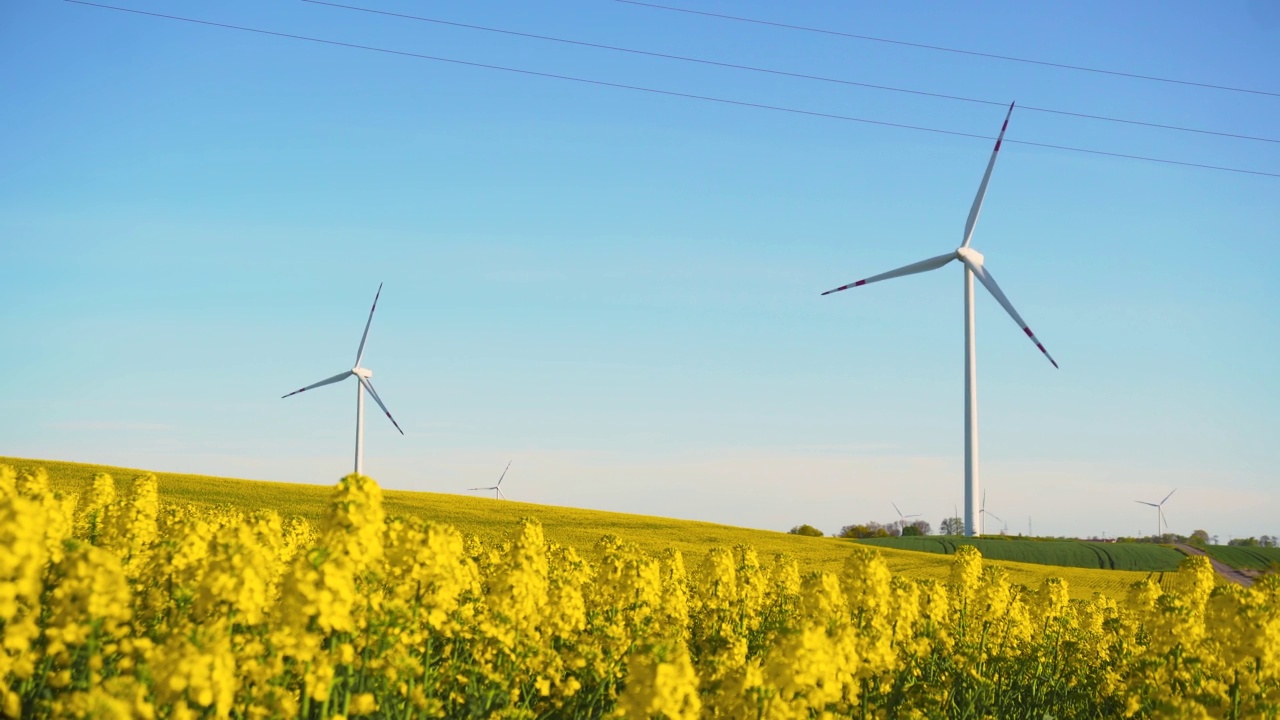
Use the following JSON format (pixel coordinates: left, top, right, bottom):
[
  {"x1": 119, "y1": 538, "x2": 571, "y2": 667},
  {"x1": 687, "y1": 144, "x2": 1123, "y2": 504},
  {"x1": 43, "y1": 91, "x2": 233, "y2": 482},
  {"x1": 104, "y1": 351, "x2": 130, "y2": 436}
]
[
  {"x1": 353, "y1": 367, "x2": 372, "y2": 378},
  {"x1": 956, "y1": 246, "x2": 984, "y2": 264}
]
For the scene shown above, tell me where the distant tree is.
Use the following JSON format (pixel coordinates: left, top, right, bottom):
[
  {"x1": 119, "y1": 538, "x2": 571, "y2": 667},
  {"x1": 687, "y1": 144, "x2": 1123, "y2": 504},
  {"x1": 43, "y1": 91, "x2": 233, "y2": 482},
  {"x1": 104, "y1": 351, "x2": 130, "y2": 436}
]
[
  {"x1": 1230, "y1": 537, "x2": 1260, "y2": 547},
  {"x1": 901, "y1": 524, "x2": 922, "y2": 537},
  {"x1": 862, "y1": 521, "x2": 898, "y2": 537},
  {"x1": 1262, "y1": 535, "x2": 1278, "y2": 548},
  {"x1": 788, "y1": 524, "x2": 824, "y2": 537},
  {"x1": 939, "y1": 517, "x2": 964, "y2": 535},
  {"x1": 838, "y1": 522, "x2": 892, "y2": 539},
  {"x1": 909, "y1": 519, "x2": 932, "y2": 536},
  {"x1": 1190, "y1": 529, "x2": 1210, "y2": 546}
]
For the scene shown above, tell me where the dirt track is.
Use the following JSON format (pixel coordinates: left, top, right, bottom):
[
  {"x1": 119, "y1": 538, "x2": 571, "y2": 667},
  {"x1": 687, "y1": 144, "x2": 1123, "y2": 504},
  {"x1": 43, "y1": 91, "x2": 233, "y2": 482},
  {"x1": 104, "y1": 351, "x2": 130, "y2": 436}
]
[{"x1": 1175, "y1": 544, "x2": 1254, "y2": 588}]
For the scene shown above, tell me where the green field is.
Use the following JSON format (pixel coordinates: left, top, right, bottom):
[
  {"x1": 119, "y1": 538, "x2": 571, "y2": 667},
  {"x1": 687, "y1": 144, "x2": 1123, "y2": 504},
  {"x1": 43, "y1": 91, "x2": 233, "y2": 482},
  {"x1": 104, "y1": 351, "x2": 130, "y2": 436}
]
[
  {"x1": 853, "y1": 535, "x2": 1186, "y2": 571},
  {"x1": 2, "y1": 456, "x2": 1204, "y2": 600},
  {"x1": 1201, "y1": 544, "x2": 1280, "y2": 571}
]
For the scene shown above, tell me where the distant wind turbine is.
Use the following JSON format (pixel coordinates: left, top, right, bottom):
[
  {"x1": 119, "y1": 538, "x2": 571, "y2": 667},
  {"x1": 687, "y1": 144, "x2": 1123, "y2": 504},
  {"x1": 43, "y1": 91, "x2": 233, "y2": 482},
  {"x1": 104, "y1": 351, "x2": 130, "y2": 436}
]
[
  {"x1": 979, "y1": 490, "x2": 1002, "y2": 535},
  {"x1": 1136, "y1": 489, "x2": 1176, "y2": 537},
  {"x1": 469, "y1": 461, "x2": 511, "y2": 500},
  {"x1": 821, "y1": 103, "x2": 1057, "y2": 537},
  {"x1": 983, "y1": 510, "x2": 1005, "y2": 535},
  {"x1": 892, "y1": 502, "x2": 921, "y2": 531},
  {"x1": 282, "y1": 283, "x2": 403, "y2": 475}
]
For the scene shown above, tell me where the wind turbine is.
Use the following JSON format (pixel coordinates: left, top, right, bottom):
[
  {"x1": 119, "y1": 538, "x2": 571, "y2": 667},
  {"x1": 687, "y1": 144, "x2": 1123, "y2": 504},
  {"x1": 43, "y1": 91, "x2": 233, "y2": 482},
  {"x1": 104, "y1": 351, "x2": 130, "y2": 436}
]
[
  {"x1": 1136, "y1": 489, "x2": 1176, "y2": 538},
  {"x1": 979, "y1": 490, "x2": 1002, "y2": 536},
  {"x1": 469, "y1": 461, "x2": 511, "y2": 500},
  {"x1": 281, "y1": 283, "x2": 404, "y2": 475},
  {"x1": 821, "y1": 103, "x2": 1057, "y2": 537},
  {"x1": 892, "y1": 502, "x2": 921, "y2": 533}
]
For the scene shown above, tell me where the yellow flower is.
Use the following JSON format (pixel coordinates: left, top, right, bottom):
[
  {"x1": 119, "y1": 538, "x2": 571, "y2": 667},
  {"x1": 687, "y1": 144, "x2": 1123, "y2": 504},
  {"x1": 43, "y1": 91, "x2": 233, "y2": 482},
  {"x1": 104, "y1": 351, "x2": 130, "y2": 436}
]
[
  {"x1": 150, "y1": 621, "x2": 237, "y2": 717},
  {"x1": 45, "y1": 543, "x2": 132, "y2": 648},
  {"x1": 0, "y1": 466, "x2": 46, "y2": 683},
  {"x1": 350, "y1": 692, "x2": 377, "y2": 715},
  {"x1": 98, "y1": 473, "x2": 160, "y2": 574},
  {"x1": 615, "y1": 642, "x2": 701, "y2": 720}
]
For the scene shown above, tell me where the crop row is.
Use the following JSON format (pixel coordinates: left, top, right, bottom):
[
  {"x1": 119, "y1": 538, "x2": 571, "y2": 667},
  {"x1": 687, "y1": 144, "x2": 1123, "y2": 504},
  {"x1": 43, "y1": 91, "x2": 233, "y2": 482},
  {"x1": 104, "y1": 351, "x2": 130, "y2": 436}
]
[{"x1": 854, "y1": 536, "x2": 1186, "y2": 571}]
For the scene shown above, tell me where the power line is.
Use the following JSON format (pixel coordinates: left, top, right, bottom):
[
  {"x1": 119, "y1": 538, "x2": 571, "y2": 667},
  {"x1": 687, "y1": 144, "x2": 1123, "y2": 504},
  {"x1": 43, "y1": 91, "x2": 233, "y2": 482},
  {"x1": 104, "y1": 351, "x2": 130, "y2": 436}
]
[
  {"x1": 304, "y1": 0, "x2": 1280, "y2": 145},
  {"x1": 618, "y1": 0, "x2": 1280, "y2": 100},
  {"x1": 65, "y1": 1, "x2": 1280, "y2": 179}
]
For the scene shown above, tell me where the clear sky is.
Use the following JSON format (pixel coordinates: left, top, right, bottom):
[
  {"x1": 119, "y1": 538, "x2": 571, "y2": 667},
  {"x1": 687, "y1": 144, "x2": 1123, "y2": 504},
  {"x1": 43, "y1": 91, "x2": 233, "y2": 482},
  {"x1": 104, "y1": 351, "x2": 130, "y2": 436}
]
[{"x1": 3, "y1": 0, "x2": 1277, "y2": 540}]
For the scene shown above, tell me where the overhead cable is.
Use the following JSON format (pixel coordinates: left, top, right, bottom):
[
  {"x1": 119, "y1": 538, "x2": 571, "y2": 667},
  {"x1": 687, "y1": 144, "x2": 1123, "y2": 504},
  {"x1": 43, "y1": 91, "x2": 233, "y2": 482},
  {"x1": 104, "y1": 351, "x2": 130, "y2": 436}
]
[
  {"x1": 304, "y1": 0, "x2": 1279, "y2": 145},
  {"x1": 65, "y1": 1, "x2": 1280, "y2": 179},
  {"x1": 617, "y1": 0, "x2": 1280, "y2": 100}
]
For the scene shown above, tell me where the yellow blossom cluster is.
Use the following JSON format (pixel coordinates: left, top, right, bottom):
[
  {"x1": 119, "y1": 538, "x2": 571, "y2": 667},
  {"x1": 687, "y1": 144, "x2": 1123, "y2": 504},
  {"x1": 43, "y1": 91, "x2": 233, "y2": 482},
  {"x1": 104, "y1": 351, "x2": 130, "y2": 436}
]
[{"x1": 2, "y1": 464, "x2": 1278, "y2": 719}]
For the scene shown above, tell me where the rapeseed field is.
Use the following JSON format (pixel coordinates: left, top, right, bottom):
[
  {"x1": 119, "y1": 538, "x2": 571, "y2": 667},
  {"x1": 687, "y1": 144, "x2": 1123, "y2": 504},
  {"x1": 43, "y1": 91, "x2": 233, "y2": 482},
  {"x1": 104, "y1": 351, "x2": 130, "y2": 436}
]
[
  {"x1": 4, "y1": 457, "x2": 1192, "y2": 600},
  {"x1": 4, "y1": 461, "x2": 1279, "y2": 718}
]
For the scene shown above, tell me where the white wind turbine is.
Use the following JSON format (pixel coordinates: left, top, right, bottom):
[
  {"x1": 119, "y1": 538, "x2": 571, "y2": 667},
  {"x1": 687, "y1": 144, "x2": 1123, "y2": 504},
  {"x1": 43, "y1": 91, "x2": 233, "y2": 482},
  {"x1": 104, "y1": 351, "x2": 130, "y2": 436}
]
[
  {"x1": 892, "y1": 502, "x2": 921, "y2": 533},
  {"x1": 281, "y1": 283, "x2": 404, "y2": 474},
  {"x1": 1136, "y1": 488, "x2": 1176, "y2": 538},
  {"x1": 979, "y1": 490, "x2": 1003, "y2": 536},
  {"x1": 469, "y1": 461, "x2": 511, "y2": 500},
  {"x1": 821, "y1": 103, "x2": 1057, "y2": 537}
]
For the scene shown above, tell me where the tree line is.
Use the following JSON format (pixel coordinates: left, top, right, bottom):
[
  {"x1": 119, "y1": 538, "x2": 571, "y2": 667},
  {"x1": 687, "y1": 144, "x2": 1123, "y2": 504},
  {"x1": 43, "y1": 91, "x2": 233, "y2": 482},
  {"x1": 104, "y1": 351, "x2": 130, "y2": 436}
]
[{"x1": 789, "y1": 518, "x2": 952, "y2": 538}]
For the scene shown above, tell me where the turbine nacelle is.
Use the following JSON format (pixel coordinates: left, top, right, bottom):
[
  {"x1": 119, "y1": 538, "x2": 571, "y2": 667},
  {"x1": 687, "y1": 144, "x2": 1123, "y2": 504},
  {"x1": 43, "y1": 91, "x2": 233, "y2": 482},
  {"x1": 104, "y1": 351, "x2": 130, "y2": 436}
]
[
  {"x1": 353, "y1": 367, "x2": 373, "y2": 379},
  {"x1": 955, "y1": 246, "x2": 984, "y2": 267}
]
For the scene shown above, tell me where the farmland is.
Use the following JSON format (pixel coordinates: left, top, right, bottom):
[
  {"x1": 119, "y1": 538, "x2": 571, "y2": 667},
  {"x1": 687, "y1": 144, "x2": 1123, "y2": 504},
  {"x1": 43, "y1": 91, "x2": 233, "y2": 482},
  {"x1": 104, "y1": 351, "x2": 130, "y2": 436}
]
[
  {"x1": 1201, "y1": 543, "x2": 1280, "y2": 571},
  {"x1": 853, "y1": 535, "x2": 1186, "y2": 572},
  {"x1": 2, "y1": 456, "x2": 1204, "y2": 600},
  {"x1": 3, "y1": 458, "x2": 1277, "y2": 719}
]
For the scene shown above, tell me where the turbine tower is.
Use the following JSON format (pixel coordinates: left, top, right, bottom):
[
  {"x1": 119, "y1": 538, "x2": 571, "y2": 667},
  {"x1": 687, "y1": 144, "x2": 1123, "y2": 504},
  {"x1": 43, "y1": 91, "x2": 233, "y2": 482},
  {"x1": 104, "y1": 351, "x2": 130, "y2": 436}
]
[
  {"x1": 469, "y1": 461, "x2": 511, "y2": 500},
  {"x1": 1135, "y1": 489, "x2": 1176, "y2": 538},
  {"x1": 282, "y1": 283, "x2": 404, "y2": 474},
  {"x1": 821, "y1": 104, "x2": 1057, "y2": 537}
]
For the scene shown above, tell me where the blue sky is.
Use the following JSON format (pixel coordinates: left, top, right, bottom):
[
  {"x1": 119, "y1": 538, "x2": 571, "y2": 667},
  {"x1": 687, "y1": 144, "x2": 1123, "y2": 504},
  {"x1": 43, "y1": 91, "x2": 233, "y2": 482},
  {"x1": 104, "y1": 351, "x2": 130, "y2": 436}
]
[{"x1": 2, "y1": 0, "x2": 1277, "y2": 540}]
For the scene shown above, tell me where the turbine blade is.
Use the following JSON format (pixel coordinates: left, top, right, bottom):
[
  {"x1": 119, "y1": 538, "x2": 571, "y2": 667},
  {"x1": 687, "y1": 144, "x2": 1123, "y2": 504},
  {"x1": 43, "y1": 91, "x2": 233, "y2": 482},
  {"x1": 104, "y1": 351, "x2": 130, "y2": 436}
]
[
  {"x1": 892, "y1": 502, "x2": 903, "y2": 517},
  {"x1": 987, "y1": 512, "x2": 1003, "y2": 523},
  {"x1": 962, "y1": 256, "x2": 1059, "y2": 368},
  {"x1": 282, "y1": 371, "x2": 352, "y2": 398},
  {"x1": 496, "y1": 460, "x2": 512, "y2": 487},
  {"x1": 1136, "y1": 501, "x2": 1159, "y2": 507},
  {"x1": 359, "y1": 378, "x2": 404, "y2": 435},
  {"x1": 961, "y1": 102, "x2": 1015, "y2": 249},
  {"x1": 466, "y1": 487, "x2": 487, "y2": 491},
  {"x1": 354, "y1": 283, "x2": 383, "y2": 368},
  {"x1": 821, "y1": 253, "x2": 956, "y2": 296},
  {"x1": 1161, "y1": 488, "x2": 1177, "y2": 505},
  {"x1": 497, "y1": 487, "x2": 506, "y2": 500}
]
